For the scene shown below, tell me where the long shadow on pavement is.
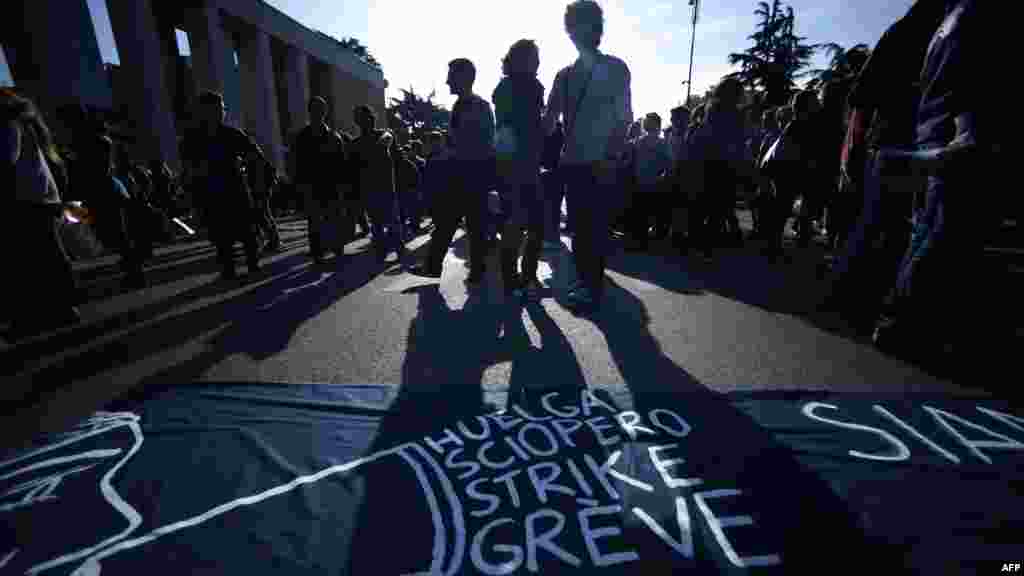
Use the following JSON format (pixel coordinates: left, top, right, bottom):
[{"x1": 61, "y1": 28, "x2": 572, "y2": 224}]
[{"x1": 3, "y1": 241, "x2": 431, "y2": 443}]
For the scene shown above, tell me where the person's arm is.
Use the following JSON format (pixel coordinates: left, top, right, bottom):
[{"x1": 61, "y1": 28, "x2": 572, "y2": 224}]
[{"x1": 542, "y1": 69, "x2": 565, "y2": 137}]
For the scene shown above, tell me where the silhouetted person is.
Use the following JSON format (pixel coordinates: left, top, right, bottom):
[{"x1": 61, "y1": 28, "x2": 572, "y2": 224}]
[
  {"x1": 410, "y1": 58, "x2": 495, "y2": 283},
  {"x1": 2, "y1": 89, "x2": 81, "y2": 335},
  {"x1": 626, "y1": 112, "x2": 672, "y2": 251},
  {"x1": 294, "y1": 96, "x2": 346, "y2": 266},
  {"x1": 874, "y1": 0, "x2": 1001, "y2": 368},
  {"x1": 351, "y1": 105, "x2": 404, "y2": 264},
  {"x1": 542, "y1": 0, "x2": 633, "y2": 311},
  {"x1": 494, "y1": 39, "x2": 546, "y2": 302},
  {"x1": 180, "y1": 90, "x2": 264, "y2": 280},
  {"x1": 686, "y1": 77, "x2": 749, "y2": 262},
  {"x1": 541, "y1": 120, "x2": 565, "y2": 244}
]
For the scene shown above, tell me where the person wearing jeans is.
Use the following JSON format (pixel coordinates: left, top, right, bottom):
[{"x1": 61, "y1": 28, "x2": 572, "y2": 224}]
[
  {"x1": 410, "y1": 58, "x2": 495, "y2": 284},
  {"x1": 542, "y1": 0, "x2": 633, "y2": 310}
]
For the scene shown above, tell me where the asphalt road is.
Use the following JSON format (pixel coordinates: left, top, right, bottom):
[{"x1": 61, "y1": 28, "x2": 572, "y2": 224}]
[{"x1": 2, "y1": 212, "x2": 1002, "y2": 449}]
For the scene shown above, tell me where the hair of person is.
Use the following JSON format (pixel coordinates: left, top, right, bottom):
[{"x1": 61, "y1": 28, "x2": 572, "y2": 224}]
[
  {"x1": 448, "y1": 58, "x2": 476, "y2": 83},
  {"x1": 198, "y1": 90, "x2": 225, "y2": 108},
  {"x1": 710, "y1": 77, "x2": 744, "y2": 111},
  {"x1": 308, "y1": 96, "x2": 328, "y2": 113},
  {"x1": 564, "y1": 0, "x2": 603, "y2": 49},
  {"x1": 644, "y1": 112, "x2": 662, "y2": 127},
  {"x1": 502, "y1": 39, "x2": 540, "y2": 77},
  {"x1": 671, "y1": 105, "x2": 690, "y2": 118}
]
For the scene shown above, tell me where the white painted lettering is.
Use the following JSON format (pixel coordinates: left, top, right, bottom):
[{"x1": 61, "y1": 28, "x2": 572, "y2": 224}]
[
  {"x1": 517, "y1": 424, "x2": 559, "y2": 458},
  {"x1": 458, "y1": 416, "x2": 493, "y2": 440},
  {"x1": 583, "y1": 453, "x2": 620, "y2": 500},
  {"x1": 504, "y1": 436, "x2": 532, "y2": 462},
  {"x1": 467, "y1": 477, "x2": 501, "y2": 518},
  {"x1": 977, "y1": 406, "x2": 1024, "y2": 435},
  {"x1": 526, "y1": 462, "x2": 576, "y2": 504},
  {"x1": 478, "y1": 441, "x2": 516, "y2": 470},
  {"x1": 649, "y1": 409, "x2": 692, "y2": 438},
  {"x1": 633, "y1": 497, "x2": 694, "y2": 558},
  {"x1": 541, "y1": 392, "x2": 579, "y2": 418},
  {"x1": 565, "y1": 458, "x2": 594, "y2": 498},
  {"x1": 872, "y1": 405, "x2": 960, "y2": 464},
  {"x1": 471, "y1": 517, "x2": 523, "y2": 575},
  {"x1": 524, "y1": 509, "x2": 582, "y2": 572},
  {"x1": 924, "y1": 405, "x2": 1024, "y2": 465},
  {"x1": 490, "y1": 412, "x2": 525, "y2": 432},
  {"x1": 694, "y1": 489, "x2": 782, "y2": 568},
  {"x1": 584, "y1": 450, "x2": 654, "y2": 499},
  {"x1": 647, "y1": 444, "x2": 702, "y2": 489},
  {"x1": 493, "y1": 469, "x2": 523, "y2": 508},
  {"x1": 579, "y1": 505, "x2": 639, "y2": 567},
  {"x1": 424, "y1": 428, "x2": 464, "y2": 455},
  {"x1": 802, "y1": 402, "x2": 910, "y2": 461},
  {"x1": 584, "y1": 417, "x2": 622, "y2": 447},
  {"x1": 550, "y1": 419, "x2": 584, "y2": 448},
  {"x1": 511, "y1": 404, "x2": 553, "y2": 422},
  {"x1": 615, "y1": 411, "x2": 656, "y2": 440},
  {"x1": 445, "y1": 449, "x2": 483, "y2": 480},
  {"x1": 582, "y1": 390, "x2": 617, "y2": 417}
]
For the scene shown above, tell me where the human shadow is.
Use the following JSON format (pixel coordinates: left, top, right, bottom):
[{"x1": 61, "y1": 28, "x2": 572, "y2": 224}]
[
  {"x1": 504, "y1": 301, "x2": 588, "y2": 408},
  {"x1": 1, "y1": 251, "x2": 312, "y2": 376},
  {"x1": 6, "y1": 247, "x2": 395, "y2": 420}
]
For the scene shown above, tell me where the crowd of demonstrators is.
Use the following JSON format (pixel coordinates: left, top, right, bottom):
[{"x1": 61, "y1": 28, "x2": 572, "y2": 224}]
[{"x1": 5, "y1": 0, "x2": 1003, "y2": 371}]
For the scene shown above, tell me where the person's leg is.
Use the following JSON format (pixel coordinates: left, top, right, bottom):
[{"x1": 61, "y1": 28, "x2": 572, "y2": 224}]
[
  {"x1": 463, "y1": 163, "x2": 490, "y2": 280},
  {"x1": 563, "y1": 166, "x2": 588, "y2": 288},
  {"x1": 242, "y1": 220, "x2": 261, "y2": 272},
  {"x1": 421, "y1": 190, "x2": 459, "y2": 274},
  {"x1": 304, "y1": 186, "x2": 325, "y2": 262},
  {"x1": 520, "y1": 184, "x2": 546, "y2": 285}
]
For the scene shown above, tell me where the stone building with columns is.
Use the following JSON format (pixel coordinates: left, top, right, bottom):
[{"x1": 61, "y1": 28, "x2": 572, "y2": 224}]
[{"x1": 3, "y1": 0, "x2": 387, "y2": 174}]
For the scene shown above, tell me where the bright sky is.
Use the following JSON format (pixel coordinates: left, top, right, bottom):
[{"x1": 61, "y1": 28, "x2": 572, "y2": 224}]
[{"x1": 86, "y1": 0, "x2": 915, "y2": 123}]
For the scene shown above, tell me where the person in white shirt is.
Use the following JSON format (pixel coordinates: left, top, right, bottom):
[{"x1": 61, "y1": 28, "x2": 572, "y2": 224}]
[
  {"x1": 543, "y1": 0, "x2": 633, "y2": 310},
  {"x1": 626, "y1": 113, "x2": 672, "y2": 251}
]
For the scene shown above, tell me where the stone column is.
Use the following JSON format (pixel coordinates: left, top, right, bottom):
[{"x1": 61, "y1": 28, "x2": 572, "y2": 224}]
[
  {"x1": 330, "y1": 68, "x2": 356, "y2": 136},
  {"x1": 185, "y1": 0, "x2": 229, "y2": 97},
  {"x1": 16, "y1": 0, "x2": 112, "y2": 110},
  {"x1": 105, "y1": 0, "x2": 178, "y2": 166},
  {"x1": 283, "y1": 45, "x2": 309, "y2": 138},
  {"x1": 238, "y1": 27, "x2": 284, "y2": 171}
]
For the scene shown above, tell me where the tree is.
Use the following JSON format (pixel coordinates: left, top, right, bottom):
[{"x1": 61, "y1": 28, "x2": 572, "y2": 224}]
[
  {"x1": 808, "y1": 42, "x2": 870, "y2": 86},
  {"x1": 386, "y1": 87, "x2": 451, "y2": 139},
  {"x1": 727, "y1": 0, "x2": 822, "y2": 107},
  {"x1": 337, "y1": 36, "x2": 382, "y2": 70}
]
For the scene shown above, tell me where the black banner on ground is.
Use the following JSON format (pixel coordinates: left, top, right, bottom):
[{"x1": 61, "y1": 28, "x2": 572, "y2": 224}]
[{"x1": 1, "y1": 384, "x2": 1020, "y2": 574}]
